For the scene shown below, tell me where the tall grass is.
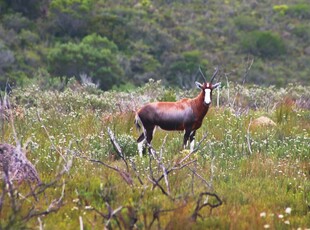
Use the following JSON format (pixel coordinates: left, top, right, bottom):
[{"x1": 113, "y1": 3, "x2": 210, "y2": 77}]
[{"x1": 0, "y1": 82, "x2": 309, "y2": 229}]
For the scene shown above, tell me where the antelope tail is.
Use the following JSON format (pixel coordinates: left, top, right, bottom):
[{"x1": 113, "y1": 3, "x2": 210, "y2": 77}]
[
  {"x1": 134, "y1": 114, "x2": 141, "y2": 131},
  {"x1": 134, "y1": 114, "x2": 145, "y2": 143}
]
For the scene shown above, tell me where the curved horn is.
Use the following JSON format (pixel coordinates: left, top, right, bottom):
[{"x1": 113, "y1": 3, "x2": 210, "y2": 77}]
[
  {"x1": 198, "y1": 66, "x2": 207, "y2": 83},
  {"x1": 210, "y1": 66, "x2": 219, "y2": 83}
]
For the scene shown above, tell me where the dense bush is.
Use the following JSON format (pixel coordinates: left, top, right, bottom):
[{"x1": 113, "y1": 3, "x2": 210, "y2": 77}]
[
  {"x1": 292, "y1": 24, "x2": 310, "y2": 42},
  {"x1": 47, "y1": 34, "x2": 124, "y2": 90},
  {"x1": 240, "y1": 31, "x2": 286, "y2": 58},
  {"x1": 286, "y1": 4, "x2": 310, "y2": 19},
  {"x1": 233, "y1": 15, "x2": 260, "y2": 31},
  {"x1": 3, "y1": 0, "x2": 48, "y2": 19},
  {"x1": 48, "y1": 0, "x2": 94, "y2": 38}
]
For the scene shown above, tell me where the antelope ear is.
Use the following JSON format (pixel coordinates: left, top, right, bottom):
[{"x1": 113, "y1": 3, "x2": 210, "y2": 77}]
[
  {"x1": 212, "y1": 82, "x2": 221, "y2": 89},
  {"x1": 195, "y1": 81, "x2": 203, "y2": 89}
]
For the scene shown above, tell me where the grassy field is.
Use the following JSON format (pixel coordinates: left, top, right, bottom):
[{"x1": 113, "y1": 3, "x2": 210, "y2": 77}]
[{"x1": 0, "y1": 81, "x2": 309, "y2": 229}]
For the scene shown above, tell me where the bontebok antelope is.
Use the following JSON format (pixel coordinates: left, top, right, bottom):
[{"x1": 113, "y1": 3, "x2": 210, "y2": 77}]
[{"x1": 135, "y1": 67, "x2": 221, "y2": 157}]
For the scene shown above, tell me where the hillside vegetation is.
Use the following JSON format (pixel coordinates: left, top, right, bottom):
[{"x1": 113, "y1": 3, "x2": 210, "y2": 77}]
[{"x1": 0, "y1": 0, "x2": 309, "y2": 90}]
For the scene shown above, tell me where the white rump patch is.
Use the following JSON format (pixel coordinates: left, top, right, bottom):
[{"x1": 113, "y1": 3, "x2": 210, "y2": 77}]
[{"x1": 204, "y1": 89, "x2": 211, "y2": 104}]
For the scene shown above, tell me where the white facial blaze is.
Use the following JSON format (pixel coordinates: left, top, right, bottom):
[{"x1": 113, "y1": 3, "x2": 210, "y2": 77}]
[{"x1": 204, "y1": 89, "x2": 211, "y2": 104}]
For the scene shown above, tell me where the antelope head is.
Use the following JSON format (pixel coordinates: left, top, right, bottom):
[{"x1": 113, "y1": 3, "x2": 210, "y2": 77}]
[{"x1": 195, "y1": 67, "x2": 221, "y2": 105}]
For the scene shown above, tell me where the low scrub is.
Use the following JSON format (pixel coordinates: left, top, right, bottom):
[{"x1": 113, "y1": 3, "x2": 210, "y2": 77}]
[{"x1": 0, "y1": 83, "x2": 309, "y2": 229}]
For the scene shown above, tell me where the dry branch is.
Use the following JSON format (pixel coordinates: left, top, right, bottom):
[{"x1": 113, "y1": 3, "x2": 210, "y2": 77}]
[
  {"x1": 148, "y1": 204, "x2": 187, "y2": 229},
  {"x1": 151, "y1": 132, "x2": 208, "y2": 192},
  {"x1": 107, "y1": 127, "x2": 143, "y2": 185},
  {"x1": 107, "y1": 127, "x2": 129, "y2": 171},
  {"x1": 191, "y1": 192, "x2": 222, "y2": 221},
  {"x1": 81, "y1": 156, "x2": 134, "y2": 186}
]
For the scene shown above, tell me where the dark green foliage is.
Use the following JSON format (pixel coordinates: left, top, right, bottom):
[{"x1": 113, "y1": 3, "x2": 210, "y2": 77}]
[
  {"x1": 286, "y1": 4, "x2": 310, "y2": 19},
  {"x1": 2, "y1": 13, "x2": 34, "y2": 32},
  {"x1": 233, "y1": 15, "x2": 260, "y2": 31},
  {"x1": 166, "y1": 50, "x2": 208, "y2": 88},
  {"x1": 292, "y1": 24, "x2": 310, "y2": 42},
  {"x1": 157, "y1": 88, "x2": 177, "y2": 102},
  {"x1": 240, "y1": 31, "x2": 286, "y2": 59},
  {"x1": 48, "y1": 0, "x2": 94, "y2": 38},
  {"x1": 47, "y1": 34, "x2": 124, "y2": 90},
  {"x1": 4, "y1": 0, "x2": 48, "y2": 19}
]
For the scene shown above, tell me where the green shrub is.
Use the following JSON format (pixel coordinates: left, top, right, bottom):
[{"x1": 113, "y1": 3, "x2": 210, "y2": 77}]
[
  {"x1": 273, "y1": 4, "x2": 289, "y2": 15},
  {"x1": 19, "y1": 29, "x2": 40, "y2": 48},
  {"x1": 116, "y1": 134, "x2": 138, "y2": 158},
  {"x1": 47, "y1": 34, "x2": 124, "y2": 90},
  {"x1": 2, "y1": 13, "x2": 33, "y2": 32},
  {"x1": 292, "y1": 24, "x2": 310, "y2": 42},
  {"x1": 157, "y1": 88, "x2": 177, "y2": 102},
  {"x1": 240, "y1": 31, "x2": 286, "y2": 58},
  {"x1": 233, "y1": 15, "x2": 259, "y2": 31},
  {"x1": 48, "y1": 0, "x2": 94, "y2": 37},
  {"x1": 286, "y1": 4, "x2": 310, "y2": 19}
]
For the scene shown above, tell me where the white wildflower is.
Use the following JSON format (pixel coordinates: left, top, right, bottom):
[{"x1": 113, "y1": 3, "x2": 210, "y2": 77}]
[
  {"x1": 284, "y1": 220, "x2": 290, "y2": 225},
  {"x1": 285, "y1": 207, "x2": 292, "y2": 214}
]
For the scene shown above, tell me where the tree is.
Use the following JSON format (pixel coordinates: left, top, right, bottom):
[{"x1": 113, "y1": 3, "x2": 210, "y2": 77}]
[
  {"x1": 165, "y1": 50, "x2": 208, "y2": 89},
  {"x1": 47, "y1": 0, "x2": 94, "y2": 38},
  {"x1": 4, "y1": 0, "x2": 49, "y2": 19},
  {"x1": 47, "y1": 34, "x2": 124, "y2": 90}
]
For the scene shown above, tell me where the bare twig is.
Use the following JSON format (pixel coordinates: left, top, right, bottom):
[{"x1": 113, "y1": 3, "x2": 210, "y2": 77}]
[
  {"x1": 148, "y1": 204, "x2": 187, "y2": 229},
  {"x1": 247, "y1": 118, "x2": 253, "y2": 155},
  {"x1": 86, "y1": 202, "x2": 124, "y2": 229},
  {"x1": 241, "y1": 57, "x2": 254, "y2": 85},
  {"x1": 148, "y1": 146, "x2": 170, "y2": 194},
  {"x1": 107, "y1": 127, "x2": 143, "y2": 185},
  {"x1": 216, "y1": 86, "x2": 220, "y2": 108},
  {"x1": 79, "y1": 216, "x2": 83, "y2": 230},
  {"x1": 104, "y1": 202, "x2": 123, "y2": 228},
  {"x1": 107, "y1": 127, "x2": 129, "y2": 171},
  {"x1": 22, "y1": 180, "x2": 66, "y2": 222},
  {"x1": 3, "y1": 161, "x2": 18, "y2": 213},
  {"x1": 146, "y1": 148, "x2": 171, "y2": 198},
  {"x1": 187, "y1": 167, "x2": 212, "y2": 190},
  {"x1": 38, "y1": 217, "x2": 43, "y2": 230},
  {"x1": 151, "y1": 159, "x2": 197, "y2": 192},
  {"x1": 85, "y1": 156, "x2": 133, "y2": 186},
  {"x1": 191, "y1": 192, "x2": 222, "y2": 221}
]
